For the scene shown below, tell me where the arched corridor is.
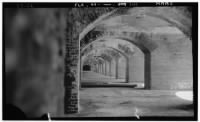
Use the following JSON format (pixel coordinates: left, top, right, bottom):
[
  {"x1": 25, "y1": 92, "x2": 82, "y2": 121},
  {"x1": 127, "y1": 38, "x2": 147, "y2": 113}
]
[
  {"x1": 4, "y1": 3, "x2": 196, "y2": 120},
  {"x1": 80, "y1": 39, "x2": 145, "y2": 88},
  {"x1": 77, "y1": 6, "x2": 194, "y2": 117}
]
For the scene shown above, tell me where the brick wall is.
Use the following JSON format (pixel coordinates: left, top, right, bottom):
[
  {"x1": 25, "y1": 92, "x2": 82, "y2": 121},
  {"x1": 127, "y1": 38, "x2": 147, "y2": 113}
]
[
  {"x1": 128, "y1": 46, "x2": 144, "y2": 83},
  {"x1": 64, "y1": 9, "x2": 80, "y2": 114},
  {"x1": 151, "y1": 34, "x2": 193, "y2": 90}
]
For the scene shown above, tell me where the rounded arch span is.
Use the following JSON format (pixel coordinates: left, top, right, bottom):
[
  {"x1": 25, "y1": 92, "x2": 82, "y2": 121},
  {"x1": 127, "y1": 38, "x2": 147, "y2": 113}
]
[
  {"x1": 82, "y1": 53, "x2": 111, "y2": 65},
  {"x1": 81, "y1": 46, "x2": 128, "y2": 59},
  {"x1": 81, "y1": 35, "x2": 151, "y2": 54},
  {"x1": 79, "y1": 7, "x2": 191, "y2": 41},
  {"x1": 79, "y1": 8, "x2": 118, "y2": 41},
  {"x1": 81, "y1": 48, "x2": 113, "y2": 64}
]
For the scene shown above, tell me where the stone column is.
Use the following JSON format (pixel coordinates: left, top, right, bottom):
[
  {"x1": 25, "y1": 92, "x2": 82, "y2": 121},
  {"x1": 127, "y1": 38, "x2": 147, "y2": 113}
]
[
  {"x1": 102, "y1": 63, "x2": 104, "y2": 75},
  {"x1": 95, "y1": 64, "x2": 97, "y2": 72},
  {"x1": 125, "y1": 57, "x2": 129, "y2": 83},
  {"x1": 115, "y1": 57, "x2": 119, "y2": 79},
  {"x1": 64, "y1": 11, "x2": 79, "y2": 114},
  {"x1": 109, "y1": 61, "x2": 112, "y2": 77},
  {"x1": 80, "y1": 59, "x2": 82, "y2": 78},
  {"x1": 103, "y1": 62, "x2": 105, "y2": 75},
  {"x1": 101, "y1": 63, "x2": 103, "y2": 74},
  {"x1": 103, "y1": 62, "x2": 104, "y2": 75},
  {"x1": 100, "y1": 63, "x2": 102, "y2": 73},
  {"x1": 105, "y1": 61, "x2": 107, "y2": 76},
  {"x1": 144, "y1": 53, "x2": 151, "y2": 89},
  {"x1": 98, "y1": 64, "x2": 100, "y2": 73}
]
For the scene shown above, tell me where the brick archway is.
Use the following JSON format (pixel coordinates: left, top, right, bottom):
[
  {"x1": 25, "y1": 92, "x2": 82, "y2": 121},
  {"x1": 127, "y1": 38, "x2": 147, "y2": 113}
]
[
  {"x1": 79, "y1": 7, "x2": 191, "y2": 41},
  {"x1": 80, "y1": 34, "x2": 151, "y2": 89}
]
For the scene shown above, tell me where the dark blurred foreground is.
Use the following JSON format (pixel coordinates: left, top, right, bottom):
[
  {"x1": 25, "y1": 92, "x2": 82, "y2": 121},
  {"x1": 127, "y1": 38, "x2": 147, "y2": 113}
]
[{"x1": 4, "y1": 8, "x2": 66, "y2": 119}]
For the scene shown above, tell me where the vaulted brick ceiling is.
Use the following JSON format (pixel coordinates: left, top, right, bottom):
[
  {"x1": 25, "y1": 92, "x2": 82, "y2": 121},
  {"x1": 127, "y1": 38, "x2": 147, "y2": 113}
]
[
  {"x1": 80, "y1": 7, "x2": 192, "y2": 64},
  {"x1": 82, "y1": 39, "x2": 135, "y2": 57},
  {"x1": 95, "y1": 15, "x2": 183, "y2": 34},
  {"x1": 79, "y1": 7, "x2": 191, "y2": 42}
]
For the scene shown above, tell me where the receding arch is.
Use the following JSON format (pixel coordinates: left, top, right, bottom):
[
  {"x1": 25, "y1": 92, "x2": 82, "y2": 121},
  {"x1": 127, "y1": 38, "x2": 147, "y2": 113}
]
[
  {"x1": 82, "y1": 51, "x2": 112, "y2": 75},
  {"x1": 82, "y1": 46, "x2": 128, "y2": 59},
  {"x1": 82, "y1": 46, "x2": 130, "y2": 82},
  {"x1": 80, "y1": 35, "x2": 150, "y2": 88},
  {"x1": 80, "y1": 35, "x2": 150, "y2": 89},
  {"x1": 79, "y1": 7, "x2": 192, "y2": 90}
]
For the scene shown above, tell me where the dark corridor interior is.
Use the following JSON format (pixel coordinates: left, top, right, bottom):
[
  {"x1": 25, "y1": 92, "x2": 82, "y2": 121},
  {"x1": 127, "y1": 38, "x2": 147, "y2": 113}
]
[{"x1": 83, "y1": 65, "x2": 91, "y2": 71}]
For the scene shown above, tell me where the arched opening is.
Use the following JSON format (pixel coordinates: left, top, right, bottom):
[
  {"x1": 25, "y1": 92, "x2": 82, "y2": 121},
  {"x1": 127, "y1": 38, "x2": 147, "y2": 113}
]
[
  {"x1": 80, "y1": 37, "x2": 150, "y2": 89},
  {"x1": 81, "y1": 46, "x2": 131, "y2": 87},
  {"x1": 79, "y1": 7, "x2": 191, "y2": 41}
]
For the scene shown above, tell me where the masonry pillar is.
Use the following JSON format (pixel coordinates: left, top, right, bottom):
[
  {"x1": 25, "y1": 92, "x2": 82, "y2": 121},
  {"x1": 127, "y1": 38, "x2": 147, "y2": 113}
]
[
  {"x1": 115, "y1": 57, "x2": 119, "y2": 79},
  {"x1": 102, "y1": 63, "x2": 104, "y2": 75},
  {"x1": 100, "y1": 63, "x2": 102, "y2": 74},
  {"x1": 144, "y1": 53, "x2": 151, "y2": 89},
  {"x1": 92, "y1": 64, "x2": 94, "y2": 72},
  {"x1": 105, "y1": 61, "x2": 107, "y2": 75},
  {"x1": 64, "y1": 14, "x2": 79, "y2": 114},
  {"x1": 93, "y1": 64, "x2": 95, "y2": 72},
  {"x1": 79, "y1": 58, "x2": 82, "y2": 89},
  {"x1": 98, "y1": 64, "x2": 100, "y2": 73},
  {"x1": 64, "y1": 47, "x2": 79, "y2": 113},
  {"x1": 104, "y1": 62, "x2": 106, "y2": 75},
  {"x1": 125, "y1": 57, "x2": 129, "y2": 83},
  {"x1": 97, "y1": 64, "x2": 98, "y2": 73},
  {"x1": 95, "y1": 64, "x2": 97, "y2": 72},
  {"x1": 99, "y1": 64, "x2": 102, "y2": 74},
  {"x1": 99, "y1": 63, "x2": 101, "y2": 73},
  {"x1": 100, "y1": 63, "x2": 102, "y2": 73},
  {"x1": 109, "y1": 61, "x2": 112, "y2": 76},
  {"x1": 96, "y1": 64, "x2": 98, "y2": 72}
]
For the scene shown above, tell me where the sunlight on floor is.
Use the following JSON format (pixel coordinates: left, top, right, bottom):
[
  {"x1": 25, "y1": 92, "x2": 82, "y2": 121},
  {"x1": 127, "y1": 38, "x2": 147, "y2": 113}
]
[{"x1": 175, "y1": 91, "x2": 193, "y2": 101}]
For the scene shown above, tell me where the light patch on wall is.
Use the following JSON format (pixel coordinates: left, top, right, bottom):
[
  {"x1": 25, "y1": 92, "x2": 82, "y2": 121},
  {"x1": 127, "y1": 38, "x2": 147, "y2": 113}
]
[
  {"x1": 175, "y1": 91, "x2": 193, "y2": 101},
  {"x1": 151, "y1": 26, "x2": 183, "y2": 35}
]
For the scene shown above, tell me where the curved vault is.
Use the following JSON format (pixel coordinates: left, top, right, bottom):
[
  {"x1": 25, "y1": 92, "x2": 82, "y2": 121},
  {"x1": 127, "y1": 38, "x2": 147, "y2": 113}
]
[
  {"x1": 81, "y1": 38, "x2": 136, "y2": 58},
  {"x1": 82, "y1": 47, "x2": 123, "y2": 65},
  {"x1": 79, "y1": 7, "x2": 191, "y2": 41},
  {"x1": 80, "y1": 7, "x2": 191, "y2": 57}
]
